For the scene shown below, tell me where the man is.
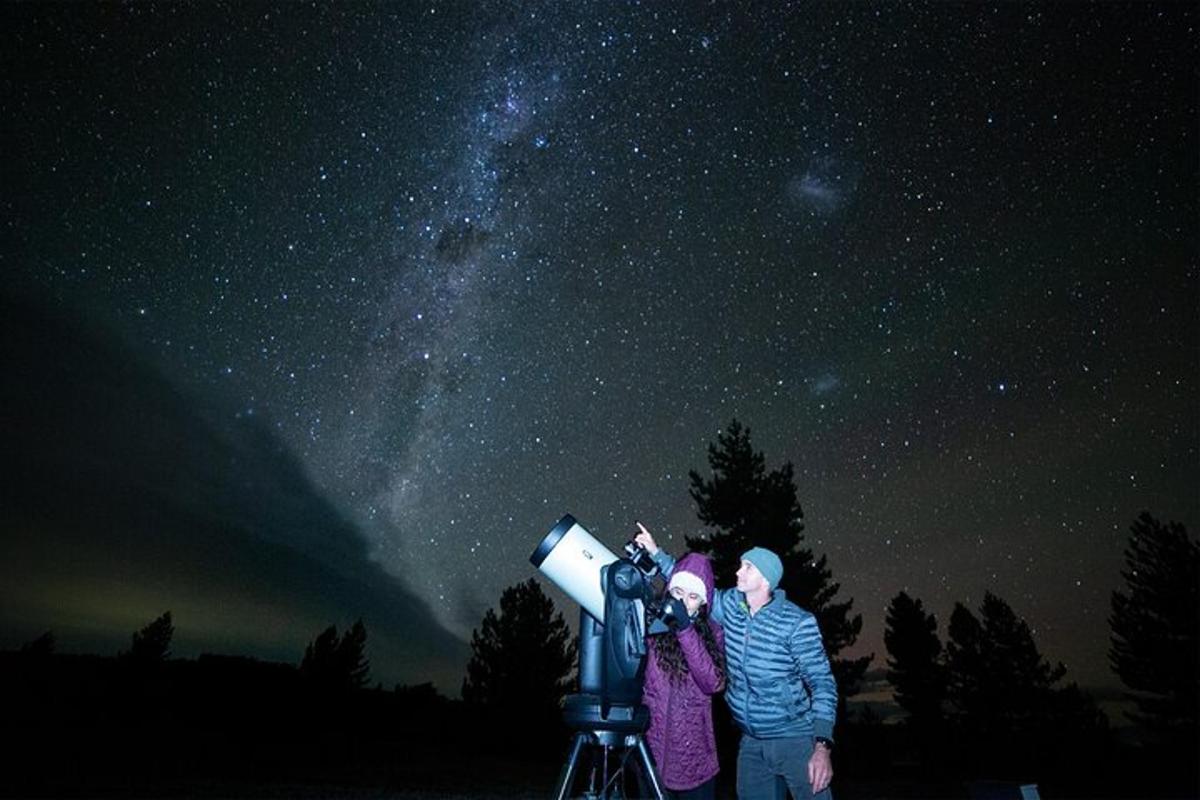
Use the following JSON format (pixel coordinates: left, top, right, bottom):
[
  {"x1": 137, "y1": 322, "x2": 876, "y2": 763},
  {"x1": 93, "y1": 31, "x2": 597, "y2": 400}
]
[{"x1": 635, "y1": 523, "x2": 836, "y2": 800}]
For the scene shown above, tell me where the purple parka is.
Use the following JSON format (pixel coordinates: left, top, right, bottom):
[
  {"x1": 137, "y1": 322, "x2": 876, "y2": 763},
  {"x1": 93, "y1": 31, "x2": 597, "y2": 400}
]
[{"x1": 641, "y1": 552, "x2": 726, "y2": 791}]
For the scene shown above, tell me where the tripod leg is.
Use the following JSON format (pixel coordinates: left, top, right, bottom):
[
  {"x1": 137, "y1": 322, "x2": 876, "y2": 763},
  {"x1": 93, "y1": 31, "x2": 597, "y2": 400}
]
[
  {"x1": 633, "y1": 735, "x2": 666, "y2": 800},
  {"x1": 555, "y1": 732, "x2": 588, "y2": 800}
]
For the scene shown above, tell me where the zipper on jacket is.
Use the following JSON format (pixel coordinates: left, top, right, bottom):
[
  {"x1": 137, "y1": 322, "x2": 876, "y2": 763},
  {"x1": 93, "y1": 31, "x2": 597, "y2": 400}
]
[{"x1": 742, "y1": 610, "x2": 755, "y2": 737}]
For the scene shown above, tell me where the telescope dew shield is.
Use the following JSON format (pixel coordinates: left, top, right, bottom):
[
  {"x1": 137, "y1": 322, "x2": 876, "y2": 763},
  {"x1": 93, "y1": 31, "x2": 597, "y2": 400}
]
[{"x1": 530, "y1": 514, "x2": 618, "y2": 623}]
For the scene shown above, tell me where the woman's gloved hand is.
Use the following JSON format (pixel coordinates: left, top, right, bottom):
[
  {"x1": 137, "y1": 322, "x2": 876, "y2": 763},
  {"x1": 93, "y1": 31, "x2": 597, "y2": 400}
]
[{"x1": 663, "y1": 596, "x2": 693, "y2": 631}]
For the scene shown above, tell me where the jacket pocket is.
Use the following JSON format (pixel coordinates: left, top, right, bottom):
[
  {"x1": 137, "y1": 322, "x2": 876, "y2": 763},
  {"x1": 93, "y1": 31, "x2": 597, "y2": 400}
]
[{"x1": 785, "y1": 677, "x2": 812, "y2": 716}]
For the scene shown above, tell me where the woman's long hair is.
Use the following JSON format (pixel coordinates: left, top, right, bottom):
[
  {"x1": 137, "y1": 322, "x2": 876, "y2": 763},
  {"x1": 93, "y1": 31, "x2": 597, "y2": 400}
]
[{"x1": 651, "y1": 605, "x2": 725, "y2": 686}]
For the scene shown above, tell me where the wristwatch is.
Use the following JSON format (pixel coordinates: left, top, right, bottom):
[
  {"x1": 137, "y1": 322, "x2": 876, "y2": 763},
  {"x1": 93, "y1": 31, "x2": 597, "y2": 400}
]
[{"x1": 814, "y1": 736, "x2": 834, "y2": 751}]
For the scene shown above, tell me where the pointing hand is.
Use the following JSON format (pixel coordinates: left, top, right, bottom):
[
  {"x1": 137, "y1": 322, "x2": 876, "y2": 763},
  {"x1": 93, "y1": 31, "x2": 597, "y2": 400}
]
[{"x1": 633, "y1": 521, "x2": 659, "y2": 554}]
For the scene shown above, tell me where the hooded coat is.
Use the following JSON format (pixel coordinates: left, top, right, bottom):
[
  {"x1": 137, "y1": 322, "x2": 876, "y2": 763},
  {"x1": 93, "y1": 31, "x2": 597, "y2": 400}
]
[{"x1": 641, "y1": 552, "x2": 726, "y2": 791}]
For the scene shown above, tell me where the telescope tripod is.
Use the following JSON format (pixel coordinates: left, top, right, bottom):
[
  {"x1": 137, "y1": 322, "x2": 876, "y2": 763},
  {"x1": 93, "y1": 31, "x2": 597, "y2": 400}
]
[
  {"x1": 554, "y1": 695, "x2": 665, "y2": 800},
  {"x1": 554, "y1": 728, "x2": 664, "y2": 800}
]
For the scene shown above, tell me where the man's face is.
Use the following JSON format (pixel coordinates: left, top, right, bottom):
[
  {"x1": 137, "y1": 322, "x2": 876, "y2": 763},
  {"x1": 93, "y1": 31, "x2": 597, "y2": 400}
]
[
  {"x1": 669, "y1": 584, "x2": 705, "y2": 617},
  {"x1": 736, "y1": 560, "x2": 768, "y2": 593}
]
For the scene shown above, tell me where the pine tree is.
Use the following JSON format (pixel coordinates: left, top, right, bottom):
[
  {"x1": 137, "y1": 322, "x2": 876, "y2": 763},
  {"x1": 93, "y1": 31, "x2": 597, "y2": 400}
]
[
  {"x1": 127, "y1": 611, "x2": 173, "y2": 662},
  {"x1": 944, "y1": 601, "x2": 986, "y2": 729},
  {"x1": 300, "y1": 620, "x2": 371, "y2": 692},
  {"x1": 884, "y1": 591, "x2": 945, "y2": 733},
  {"x1": 462, "y1": 579, "x2": 575, "y2": 721},
  {"x1": 946, "y1": 592, "x2": 1106, "y2": 774},
  {"x1": 300, "y1": 625, "x2": 340, "y2": 686},
  {"x1": 337, "y1": 619, "x2": 370, "y2": 690},
  {"x1": 947, "y1": 593, "x2": 1069, "y2": 733},
  {"x1": 686, "y1": 419, "x2": 870, "y2": 700},
  {"x1": 1109, "y1": 512, "x2": 1199, "y2": 744}
]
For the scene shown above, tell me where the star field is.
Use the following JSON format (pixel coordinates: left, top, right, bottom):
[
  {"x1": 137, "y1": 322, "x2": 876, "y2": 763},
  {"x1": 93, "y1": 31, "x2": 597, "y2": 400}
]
[{"x1": 4, "y1": 2, "x2": 1196, "y2": 690}]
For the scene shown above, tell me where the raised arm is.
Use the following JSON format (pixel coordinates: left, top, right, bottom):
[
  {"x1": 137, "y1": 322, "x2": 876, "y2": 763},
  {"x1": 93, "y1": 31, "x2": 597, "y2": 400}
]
[
  {"x1": 635, "y1": 522, "x2": 737, "y2": 626},
  {"x1": 676, "y1": 623, "x2": 725, "y2": 694}
]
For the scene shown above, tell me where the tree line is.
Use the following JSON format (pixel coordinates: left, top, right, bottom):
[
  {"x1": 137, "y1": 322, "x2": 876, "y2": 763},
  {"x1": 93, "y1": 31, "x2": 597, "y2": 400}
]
[{"x1": 21, "y1": 609, "x2": 375, "y2": 693}]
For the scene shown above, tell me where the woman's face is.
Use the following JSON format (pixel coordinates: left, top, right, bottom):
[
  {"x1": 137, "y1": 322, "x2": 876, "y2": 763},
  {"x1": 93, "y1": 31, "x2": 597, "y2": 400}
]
[{"x1": 669, "y1": 585, "x2": 705, "y2": 617}]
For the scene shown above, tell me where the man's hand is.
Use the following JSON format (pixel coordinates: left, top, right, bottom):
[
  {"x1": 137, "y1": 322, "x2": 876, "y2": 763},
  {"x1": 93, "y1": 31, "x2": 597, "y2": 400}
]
[
  {"x1": 808, "y1": 742, "x2": 833, "y2": 794},
  {"x1": 633, "y1": 521, "x2": 659, "y2": 554}
]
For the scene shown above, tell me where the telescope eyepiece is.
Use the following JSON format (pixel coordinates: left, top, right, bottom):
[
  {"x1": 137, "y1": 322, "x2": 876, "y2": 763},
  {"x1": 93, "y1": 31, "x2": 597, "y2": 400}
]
[{"x1": 622, "y1": 538, "x2": 660, "y2": 578}]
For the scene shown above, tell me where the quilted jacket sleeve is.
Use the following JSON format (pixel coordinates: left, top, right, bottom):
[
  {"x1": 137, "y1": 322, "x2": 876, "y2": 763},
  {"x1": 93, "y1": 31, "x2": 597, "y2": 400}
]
[
  {"x1": 791, "y1": 611, "x2": 838, "y2": 740},
  {"x1": 677, "y1": 625, "x2": 725, "y2": 695}
]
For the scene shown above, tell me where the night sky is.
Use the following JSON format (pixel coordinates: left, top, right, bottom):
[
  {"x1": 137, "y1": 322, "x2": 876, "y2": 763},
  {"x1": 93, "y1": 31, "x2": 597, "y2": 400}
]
[{"x1": 3, "y1": 2, "x2": 1196, "y2": 695}]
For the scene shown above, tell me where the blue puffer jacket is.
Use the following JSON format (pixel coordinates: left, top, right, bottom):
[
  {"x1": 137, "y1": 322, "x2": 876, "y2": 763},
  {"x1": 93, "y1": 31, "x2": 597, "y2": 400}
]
[{"x1": 653, "y1": 550, "x2": 837, "y2": 741}]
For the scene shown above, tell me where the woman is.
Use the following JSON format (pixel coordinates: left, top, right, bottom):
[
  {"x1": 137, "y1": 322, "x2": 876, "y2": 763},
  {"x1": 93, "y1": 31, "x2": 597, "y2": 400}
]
[{"x1": 642, "y1": 550, "x2": 726, "y2": 800}]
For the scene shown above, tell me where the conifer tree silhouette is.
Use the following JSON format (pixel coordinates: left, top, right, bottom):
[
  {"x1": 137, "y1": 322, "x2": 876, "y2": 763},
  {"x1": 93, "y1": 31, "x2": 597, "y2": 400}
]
[
  {"x1": 685, "y1": 419, "x2": 870, "y2": 699},
  {"x1": 462, "y1": 579, "x2": 575, "y2": 724},
  {"x1": 944, "y1": 591, "x2": 1104, "y2": 776},
  {"x1": 300, "y1": 619, "x2": 371, "y2": 691},
  {"x1": 338, "y1": 619, "x2": 370, "y2": 690},
  {"x1": 1109, "y1": 512, "x2": 1199, "y2": 745},
  {"x1": 126, "y1": 611, "x2": 174, "y2": 662},
  {"x1": 946, "y1": 593, "x2": 1066, "y2": 737},
  {"x1": 884, "y1": 591, "x2": 945, "y2": 744}
]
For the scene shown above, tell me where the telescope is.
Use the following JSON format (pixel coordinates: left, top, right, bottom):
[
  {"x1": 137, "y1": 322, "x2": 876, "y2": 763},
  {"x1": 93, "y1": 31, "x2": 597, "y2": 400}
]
[{"x1": 530, "y1": 514, "x2": 674, "y2": 800}]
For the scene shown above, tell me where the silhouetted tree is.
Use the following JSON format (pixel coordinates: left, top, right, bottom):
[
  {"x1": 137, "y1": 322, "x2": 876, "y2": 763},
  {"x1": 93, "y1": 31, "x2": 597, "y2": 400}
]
[
  {"x1": 20, "y1": 631, "x2": 56, "y2": 656},
  {"x1": 301, "y1": 626, "x2": 339, "y2": 682},
  {"x1": 300, "y1": 619, "x2": 371, "y2": 691},
  {"x1": 944, "y1": 601, "x2": 987, "y2": 729},
  {"x1": 394, "y1": 681, "x2": 444, "y2": 704},
  {"x1": 944, "y1": 591, "x2": 1106, "y2": 778},
  {"x1": 884, "y1": 591, "x2": 946, "y2": 743},
  {"x1": 462, "y1": 579, "x2": 575, "y2": 724},
  {"x1": 947, "y1": 593, "x2": 1067, "y2": 736},
  {"x1": 338, "y1": 619, "x2": 370, "y2": 689},
  {"x1": 126, "y1": 611, "x2": 173, "y2": 661},
  {"x1": 685, "y1": 419, "x2": 870, "y2": 701},
  {"x1": 1109, "y1": 513, "x2": 1199, "y2": 745}
]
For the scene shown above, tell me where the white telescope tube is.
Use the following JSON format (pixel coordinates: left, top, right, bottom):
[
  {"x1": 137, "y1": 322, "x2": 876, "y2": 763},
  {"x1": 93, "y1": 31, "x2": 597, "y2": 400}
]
[{"x1": 530, "y1": 514, "x2": 618, "y2": 623}]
